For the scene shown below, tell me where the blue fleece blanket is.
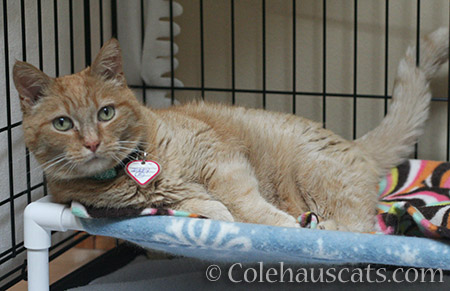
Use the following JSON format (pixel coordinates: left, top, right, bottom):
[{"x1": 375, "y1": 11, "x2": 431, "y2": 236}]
[{"x1": 80, "y1": 215, "x2": 450, "y2": 270}]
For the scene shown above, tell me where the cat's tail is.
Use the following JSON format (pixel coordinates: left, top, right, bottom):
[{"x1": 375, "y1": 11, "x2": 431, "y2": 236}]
[{"x1": 356, "y1": 27, "x2": 449, "y2": 175}]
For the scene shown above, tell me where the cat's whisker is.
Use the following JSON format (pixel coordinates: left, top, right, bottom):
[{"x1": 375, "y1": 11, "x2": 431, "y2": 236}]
[
  {"x1": 112, "y1": 157, "x2": 127, "y2": 169},
  {"x1": 60, "y1": 161, "x2": 77, "y2": 178},
  {"x1": 46, "y1": 159, "x2": 70, "y2": 178},
  {"x1": 111, "y1": 155, "x2": 122, "y2": 165},
  {"x1": 117, "y1": 139, "x2": 150, "y2": 143},
  {"x1": 132, "y1": 122, "x2": 152, "y2": 128},
  {"x1": 117, "y1": 140, "x2": 143, "y2": 144},
  {"x1": 66, "y1": 153, "x2": 91, "y2": 164},
  {"x1": 114, "y1": 150, "x2": 164, "y2": 164},
  {"x1": 115, "y1": 145, "x2": 144, "y2": 152},
  {"x1": 118, "y1": 139, "x2": 155, "y2": 146},
  {"x1": 38, "y1": 155, "x2": 67, "y2": 173},
  {"x1": 6, "y1": 149, "x2": 34, "y2": 167},
  {"x1": 109, "y1": 153, "x2": 125, "y2": 166},
  {"x1": 42, "y1": 158, "x2": 67, "y2": 174},
  {"x1": 67, "y1": 163, "x2": 78, "y2": 177},
  {"x1": 117, "y1": 140, "x2": 156, "y2": 150},
  {"x1": 40, "y1": 153, "x2": 66, "y2": 165},
  {"x1": 115, "y1": 146, "x2": 164, "y2": 163},
  {"x1": 25, "y1": 153, "x2": 66, "y2": 175},
  {"x1": 114, "y1": 149, "x2": 139, "y2": 161}
]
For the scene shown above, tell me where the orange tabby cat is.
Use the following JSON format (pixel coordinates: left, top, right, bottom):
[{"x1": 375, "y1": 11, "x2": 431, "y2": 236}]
[{"x1": 13, "y1": 27, "x2": 449, "y2": 232}]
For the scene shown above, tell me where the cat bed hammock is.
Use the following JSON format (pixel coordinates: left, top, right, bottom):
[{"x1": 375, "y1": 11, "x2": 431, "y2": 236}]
[{"x1": 24, "y1": 159, "x2": 450, "y2": 290}]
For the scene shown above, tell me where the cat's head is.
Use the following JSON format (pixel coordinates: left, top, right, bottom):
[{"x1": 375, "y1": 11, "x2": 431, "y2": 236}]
[{"x1": 13, "y1": 39, "x2": 147, "y2": 180}]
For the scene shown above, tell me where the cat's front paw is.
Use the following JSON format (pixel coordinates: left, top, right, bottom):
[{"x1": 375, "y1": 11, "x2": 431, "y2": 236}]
[
  {"x1": 207, "y1": 204, "x2": 235, "y2": 222},
  {"x1": 317, "y1": 219, "x2": 348, "y2": 231},
  {"x1": 276, "y1": 215, "x2": 300, "y2": 228},
  {"x1": 192, "y1": 200, "x2": 235, "y2": 222}
]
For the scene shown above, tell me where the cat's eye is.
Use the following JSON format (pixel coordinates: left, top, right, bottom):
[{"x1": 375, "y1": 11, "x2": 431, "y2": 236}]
[
  {"x1": 52, "y1": 117, "x2": 73, "y2": 131},
  {"x1": 98, "y1": 106, "x2": 115, "y2": 122}
]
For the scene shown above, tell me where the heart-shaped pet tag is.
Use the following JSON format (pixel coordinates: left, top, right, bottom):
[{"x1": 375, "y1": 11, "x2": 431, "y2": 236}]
[{"x1": 125, "y1": 160, "x2": 160, "y2": 186}]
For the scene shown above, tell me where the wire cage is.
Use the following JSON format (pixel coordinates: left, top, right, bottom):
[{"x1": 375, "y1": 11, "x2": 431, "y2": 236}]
[
  {"x1": 0, "y1": 1, "x2": 115, "y2": 288},
  {"x1": 1, "y1": 0, "x2": 450, "y2": 289}
]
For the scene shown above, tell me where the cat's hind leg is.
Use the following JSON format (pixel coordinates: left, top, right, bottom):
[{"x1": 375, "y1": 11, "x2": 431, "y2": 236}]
[
  {"x1": 294, "y1": 155, "x2": 379, "y2": 232},
  {"x1": 206, "y1": 156, "x2": 299, "y2": 228}
]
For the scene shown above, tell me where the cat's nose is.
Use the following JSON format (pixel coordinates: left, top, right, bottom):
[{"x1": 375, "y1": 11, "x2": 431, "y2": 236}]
[{"x1": 84, "y1": 140, "x2": 101, "y2": 152}]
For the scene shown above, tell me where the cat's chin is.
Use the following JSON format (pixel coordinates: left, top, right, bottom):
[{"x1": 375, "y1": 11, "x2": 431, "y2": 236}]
[
  {"x1": 47, "y1": 155, "x2": 119, "y2": 180},
  {"x1": 79, "y1": 156, "x2": 115, "y2": 177}
]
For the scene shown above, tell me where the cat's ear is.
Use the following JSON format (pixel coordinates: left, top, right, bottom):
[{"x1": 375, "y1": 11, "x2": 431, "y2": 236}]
[
  {"x1": 90, "y1": 38, "x2": 125, "y2": 85},
  {"x1": 13, "y1": 61, "x2": 53, "y2": 112}
]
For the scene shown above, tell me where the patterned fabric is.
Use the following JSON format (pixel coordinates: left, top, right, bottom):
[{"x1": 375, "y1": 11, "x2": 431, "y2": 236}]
[
  {"x1": 298, "y1": 211, "x2": 319, "y2": 229},
  {"x1": 72, "y1": 201, "x2": 316, "y2": 226},
  {"x1": 376, "y1": 160, "x2": 450, "y2": 239},
  {"x1": 71, "y1": 201, "x2": 205, "y2": 219}
]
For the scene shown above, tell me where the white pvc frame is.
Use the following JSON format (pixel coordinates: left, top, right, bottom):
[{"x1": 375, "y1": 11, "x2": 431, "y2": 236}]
[{"x1": 24, "y1": 196, "x2": 84, "y2": 291}]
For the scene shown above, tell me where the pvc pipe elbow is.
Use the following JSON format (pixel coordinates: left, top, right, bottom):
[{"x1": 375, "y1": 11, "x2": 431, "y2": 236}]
[{"x1": 24, "y1": 196, "x2": 83, "y2": 250}]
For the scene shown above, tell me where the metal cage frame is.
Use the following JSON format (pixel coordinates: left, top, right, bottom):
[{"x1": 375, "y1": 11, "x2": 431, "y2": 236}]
[{"x1": 1, "y1": 0, "x2": 450, "y2": 289}]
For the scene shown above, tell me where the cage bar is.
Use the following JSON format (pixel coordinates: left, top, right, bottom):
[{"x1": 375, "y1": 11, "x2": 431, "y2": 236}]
[
  {"x1": 54, "y1": 0, "x2": 60, "y2": 77},
  {"x1": 169, "y1": 0, "x2": 175, "y2": 104},
  {"x1": 230, "y1": 0, "x2": 235, "y2": 105},
  {"x1": 384, "y1": 0, "x2": 389, "y2": 116},
  {"x1": 3, "y1": 0, "x2": 17, "y2": 258},
  {"x1": 99, "y1": 0, "x2": 104, "y2": 45},
  {"x1": 322, "y1": 0, "x2": 326, "y2": 127},
  {"x1": 84, "y1": 0, "x2": 92, "y2": 66},
  {"x1": 111, "y1": 0, "x2": 117, "y2": 38},
  {"x1": 140, "y1": 0, "x2": 147, "y2": 105},
  {"x1": 69, "y1": 0, "x2": 75, "y2": 74},
  {"x1": 262, "y1": 0, "x2": 266, "y2": 109},
  {"x1": 132, "y1": 84, "x2": 449, "y2": 102},
  {"x1": 414, "y1": 0, "x2": 421, "y2": 158},
  {"x1": 37, "y1": 0, "x2": 43, "y2": 70},
  {"x1": 447, "y1": 4, "x2": 450, "y2": 161},
  {"x1": 292, "y1": 0, "x2": 296, "y2": 114},
  {"x1": 353, "y1": 0, "x2": 358, "y2": 139},
  {"x1": 37, "y1": 0, "x2": 48, "y2": 197},
  {"x1": 21, "y1": 0, "x2": 31, "y2": 204},
  {"x1": 200, "y1": 0, "x2": 205, "y2": 99}
]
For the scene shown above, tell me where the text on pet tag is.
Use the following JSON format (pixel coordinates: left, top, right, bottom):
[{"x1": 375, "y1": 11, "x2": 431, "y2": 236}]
[{"x1": 126, "y1": 160, "x2": 160, "y2": 185}]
